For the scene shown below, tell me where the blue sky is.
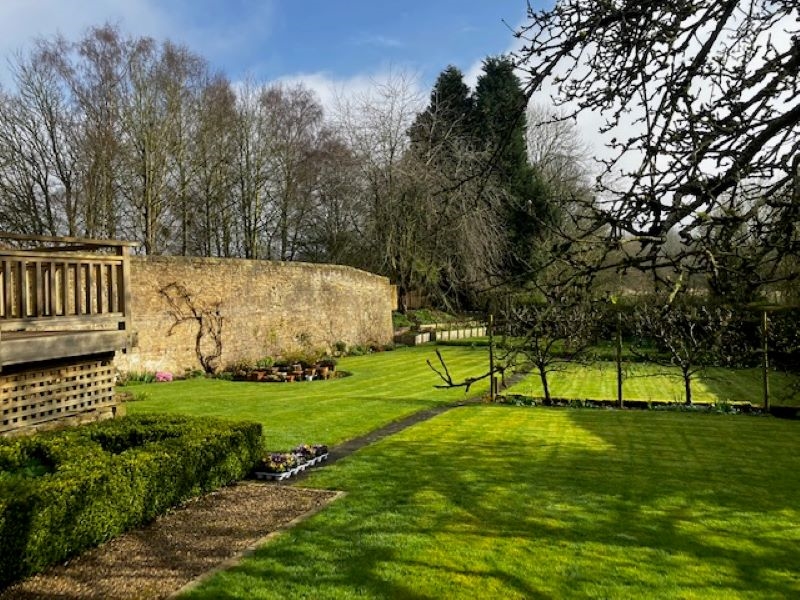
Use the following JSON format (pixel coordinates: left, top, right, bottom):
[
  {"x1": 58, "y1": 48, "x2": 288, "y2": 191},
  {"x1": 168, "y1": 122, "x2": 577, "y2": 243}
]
[{"x1": 0, "y1": 1, "x2": 538, "y2": 95}]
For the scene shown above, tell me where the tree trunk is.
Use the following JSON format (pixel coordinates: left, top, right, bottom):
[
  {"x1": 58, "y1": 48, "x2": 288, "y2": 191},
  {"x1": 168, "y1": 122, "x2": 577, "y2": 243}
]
[
  {"x1": 540, "y1": 367, "x2": 551, "y2": 403},
  {"x1": 488, "y1": 313, "x2": 495, "y2": 402},
  {"x1": 398, "y1": 286, "x2": 408, "y2": 314},
  {"x1": 683, "y1": 372, "x2": 692, "y2": 406},
  {"x1": 616, "y1": 311, "x2": 623, "y2": 408},
  {"x1": 762, "y1": 310, "x2": 770, "y2": 411}
]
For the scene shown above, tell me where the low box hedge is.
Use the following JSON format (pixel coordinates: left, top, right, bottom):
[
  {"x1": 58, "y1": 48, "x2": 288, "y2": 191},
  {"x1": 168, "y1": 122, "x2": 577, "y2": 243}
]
[{"x1": 0, "y1": 414, "x2": 263, "y2": 589}]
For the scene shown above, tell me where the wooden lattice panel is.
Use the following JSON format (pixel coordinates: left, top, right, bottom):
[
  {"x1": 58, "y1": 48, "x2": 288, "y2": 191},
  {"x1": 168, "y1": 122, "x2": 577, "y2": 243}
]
[{"x1": 0, "y1": 357, "x2": 117, "y2": 435}]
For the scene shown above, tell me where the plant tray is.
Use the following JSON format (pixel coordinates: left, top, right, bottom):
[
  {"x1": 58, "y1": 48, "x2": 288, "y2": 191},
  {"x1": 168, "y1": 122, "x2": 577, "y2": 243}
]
[{"x1": 253, "y1": 453, "x2": 329, "y2": 481}]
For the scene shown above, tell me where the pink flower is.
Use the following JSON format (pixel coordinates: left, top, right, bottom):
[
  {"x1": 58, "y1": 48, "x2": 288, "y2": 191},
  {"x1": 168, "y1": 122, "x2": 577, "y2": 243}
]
[{"x1": 155, "y1": 371, "x2": 173, "y2": 382}]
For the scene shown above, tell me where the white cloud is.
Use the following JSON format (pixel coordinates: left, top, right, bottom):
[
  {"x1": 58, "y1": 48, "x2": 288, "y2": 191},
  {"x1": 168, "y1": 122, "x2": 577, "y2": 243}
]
[
  {"x1": 351, "y1": 34, "x2": 404, "y2": 49},
  {"x1": 276, "y1": 68, "x2": 425, "y2": 118},
  {"x1": 0, "y1": 0, "x2": 171, "y2": 84},
  {"x1": 0, "y1": 0, "x2": 278, "y2": 88}
]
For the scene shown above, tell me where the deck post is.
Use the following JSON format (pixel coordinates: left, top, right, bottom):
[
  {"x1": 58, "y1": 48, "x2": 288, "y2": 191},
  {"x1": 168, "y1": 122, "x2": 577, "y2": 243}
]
[{"x1": 119, "y1": 245, "x2": 133, "y2": 345}]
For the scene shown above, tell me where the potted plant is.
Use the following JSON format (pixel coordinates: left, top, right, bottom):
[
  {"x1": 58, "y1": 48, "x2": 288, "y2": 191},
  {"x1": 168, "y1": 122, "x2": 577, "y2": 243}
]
[
  {"x1": 312, "y1": 444, "x2": 329, "y2": 458},
  {"x1": 255, "y1": 356, "x2": 274, "y2": 369},
  {"x1": 318, "y1": 357, "x2": 337, "y2": 371},
  {"x1": 293, "y1": 444, "x2": 315, "y2": 462},
  {"x1": 253, "y1": 443, "x2": 329, "y2": 480}
]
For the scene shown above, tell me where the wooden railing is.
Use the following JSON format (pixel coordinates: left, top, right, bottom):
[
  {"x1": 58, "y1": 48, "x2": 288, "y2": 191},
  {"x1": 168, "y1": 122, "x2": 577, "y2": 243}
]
[{"x1": 0, "y1": 232, "x2": 135, "y2": 333}]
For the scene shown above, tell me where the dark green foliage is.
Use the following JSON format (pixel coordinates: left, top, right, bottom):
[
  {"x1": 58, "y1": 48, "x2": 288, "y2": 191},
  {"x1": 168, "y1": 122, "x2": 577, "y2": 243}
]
[
  {"x1": 348, "y1": 344, "x2": 367, "y2": 356},
  {"x1": 392, "y1": 311, "x2": 413, "y2": 328},
  {"x1": 407, "y1": 308, "x2": 457, "y2": 325},
  {"x1": 408, "y1": 65, "x2": 474, "y2": 154},
  {"x1": 0, "y1": 415, "x2": 262, "y2": 589},
  {"x1": 765, "y1": 309, "x2": 800, "y2": 372},
  {"x1": 473, "y1": 56, "x2": 554, "y2": 277},
  {"x1": 473, "y1": 57, "x2": 528, "y2": 176},
  {"x1": 403, "y1": 58, "x2": 558, "y2": 308}
]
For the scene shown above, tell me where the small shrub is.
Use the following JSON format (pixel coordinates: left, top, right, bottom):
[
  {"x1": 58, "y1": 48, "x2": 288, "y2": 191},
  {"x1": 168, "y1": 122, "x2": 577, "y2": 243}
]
[
  {"x1": 131, "y1": 390, "x2": 152, "y2": 402},
  {"x1": 333, "y1": 340, "x2": 348, "y2": 355},
  {"x1": 226, "y1": 359, "x2": 254, "y2": 373},
  {"x1": 716, "y1": 400, "x2": 735, "y2": 413},
  {"x1": 155, "y1": 371, "x2": 173, "y2": 382},
  {"x1": 255, "y1": 356, "x2": 274, "y2": 369},
  {"x1": 117, "y1": 371, "x2": 156, "y2": 385},
  {"x1": 392, "y1": 312, "x2": 413, "y2": 328},
  {"x1": 497, "y1": 394, "x2": 538, "y2": 406},
  {"x1": 318, "y1": 357, "x2": 338, "y2": 369},
  {"x1": 280, "y1": 350, "x2": 323, "y2": 369}
]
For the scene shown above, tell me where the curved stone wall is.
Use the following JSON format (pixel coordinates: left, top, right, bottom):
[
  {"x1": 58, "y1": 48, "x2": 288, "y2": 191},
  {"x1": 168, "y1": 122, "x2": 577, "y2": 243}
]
[{"x1": 116, "y1": 256, "x2": 395, "y2": 374}]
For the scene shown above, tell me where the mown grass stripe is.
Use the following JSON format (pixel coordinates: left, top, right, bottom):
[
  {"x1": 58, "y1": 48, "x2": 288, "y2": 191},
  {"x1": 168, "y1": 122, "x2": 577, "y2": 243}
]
[
  {"x1": 507, "y1": 362, "x2": 799, "y2": 405},
  {"x1": 127, "y1": 346, "x2": 491, "y2": 448}
]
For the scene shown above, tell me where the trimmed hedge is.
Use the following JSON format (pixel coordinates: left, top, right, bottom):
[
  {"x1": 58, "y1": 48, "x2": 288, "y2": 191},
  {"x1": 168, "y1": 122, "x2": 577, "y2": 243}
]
[{"x1": 0, "y1": 414, "x2": 263, "y2": 589}]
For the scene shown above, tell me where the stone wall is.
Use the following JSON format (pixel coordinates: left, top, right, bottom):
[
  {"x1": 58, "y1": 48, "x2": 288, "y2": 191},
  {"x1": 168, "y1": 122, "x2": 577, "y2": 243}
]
[{"x1": 117, "y1": 256, "x2": 395, "y2": 374}]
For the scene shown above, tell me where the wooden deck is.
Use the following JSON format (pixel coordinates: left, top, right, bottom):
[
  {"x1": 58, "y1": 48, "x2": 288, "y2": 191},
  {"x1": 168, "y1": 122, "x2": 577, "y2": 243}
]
[
  {"x1": 0, "y1": 330, "x2": 128, "y2": 368},
  {"x1": 0, "y1": 232, "x2": 136, "y2": 434}
]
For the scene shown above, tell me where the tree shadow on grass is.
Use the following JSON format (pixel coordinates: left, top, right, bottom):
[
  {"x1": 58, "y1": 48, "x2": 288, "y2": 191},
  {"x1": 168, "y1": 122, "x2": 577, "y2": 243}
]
[{"x1": 184, "y1": 407, "x2": 800, "y2": 599}]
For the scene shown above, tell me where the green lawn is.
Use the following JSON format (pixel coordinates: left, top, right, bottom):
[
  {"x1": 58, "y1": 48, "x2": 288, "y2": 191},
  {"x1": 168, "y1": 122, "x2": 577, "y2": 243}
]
[
  {"x1": 505, "y1": 362, "x2": 800, "y2": 406},
  {"x1": 125, "y1": 346, "x2": 490, "y2": 448},
  {"x1": 182, "y1": 407, "x2": 800, "y2": 599}
]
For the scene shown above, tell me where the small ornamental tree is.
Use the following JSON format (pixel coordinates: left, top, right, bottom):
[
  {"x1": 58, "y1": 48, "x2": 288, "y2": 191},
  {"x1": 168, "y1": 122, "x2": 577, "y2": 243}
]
[
  {"x1": 508, "y1": 296, "x2": 598, "y2": 403},
  {"x1": 632, "y1": 301, "x2": 741, "y2": 405}
]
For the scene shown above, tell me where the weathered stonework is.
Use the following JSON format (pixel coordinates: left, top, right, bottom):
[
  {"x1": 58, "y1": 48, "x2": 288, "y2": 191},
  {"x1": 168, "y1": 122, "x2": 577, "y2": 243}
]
[{"x1": 116, "y1": 256, "x2": 395, "y2": 374}]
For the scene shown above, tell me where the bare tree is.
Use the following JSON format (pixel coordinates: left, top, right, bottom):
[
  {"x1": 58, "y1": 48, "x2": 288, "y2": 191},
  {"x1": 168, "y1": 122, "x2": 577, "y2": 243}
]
[
  {"x1": 632, "y1": 301, "x2": 741, "y2": 405},
  {"x1": 61, "y1": 25, "x2": 130, "y2": 239},
  {"x1": 297, "y1": 133, "x2": 363, "y2": 264},
  {"x1": 0, "y1": 49, "x2": 81, "y2": 236},
  {"x1": 330, "y1": 70, "x2": 425, "y2": 307},
  {"x1": 158, "y1": 42, "x2": 208, "y2": 256},
  {"x1": 191, "y1": 75, "x2": 238, "y2": 257},
  {"x1": 332, "y1": 69, "x2": 511, "y2": 310},
  {"x1": 231, "y1": 79, "x2": 274, "y2": 258},
  {"x1": 259, "y1": 83, "x2": 327, "y2": 261},
  {"x1": 526, "y1": 103, "x2": 592, "y2": 208},
  {"x1": 508, "y1": 296, "x2": 598, "y2": 403},
  {"x1": 116, "y1": 37, "x2": 209, "y2": 255},
  {"x1": 515, "y1": 0, "x2": 800, "y2": 298}
]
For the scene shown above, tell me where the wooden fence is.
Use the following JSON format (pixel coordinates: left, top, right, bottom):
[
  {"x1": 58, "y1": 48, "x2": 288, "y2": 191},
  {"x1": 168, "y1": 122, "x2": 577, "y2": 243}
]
[
  {"x1": 0, "y1": 232, "x2": 135, "y2": 435},
  {"x1": 0, "y1": 232, "x2": 132, "y2": 333}
]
